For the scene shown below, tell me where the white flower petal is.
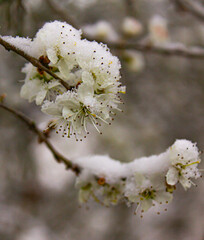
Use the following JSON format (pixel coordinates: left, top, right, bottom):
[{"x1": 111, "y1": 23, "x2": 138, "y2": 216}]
[
  {"x1": 46, "y1": 48, "x2": 58, "y2": 64},
  {"x1": 166, "y1": 167, "x2": 179, "y2": 186},
  {"x1": 41, "y1": 101, "x2": 61, "y2": 116},
  {"x1": 58, "y1": 59, "x2": 73, "y2": 78},
  {"x1": 140, "y1": 199, "x2": 153, "y2": 212},
  {"x1": 62, "y1": 106, "x2": 74, "y2": 119},
  {"x1": 36, "y1": 89, "x2": 47, "y2": 105},
  {"x1": 134, "y1": 173, "x2": 146, "y2": 187},
  {"x1": 78, "y1": 83, "x2": 94, "y2": 103},
  {"x1": 79, "y1": 188, "x2": 91, "y2": 204},
  {"x1": 82, "y1": 71, "x2": 94, "y2": 84},
  {"x1": 155, "y1": 191, "x2": 173, "y2": 204},
  {"x1": 127, "y1": 195, "x2": 140, "y2": 203},
  {"x1": 20, "y1": 80, "x2": 41, "y2": 102},
  {"x1": 48, "y1": 80, "x2": 60, "y2": 89}
]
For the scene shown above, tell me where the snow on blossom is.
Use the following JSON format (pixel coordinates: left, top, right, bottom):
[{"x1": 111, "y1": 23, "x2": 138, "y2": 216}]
[
  {"x1": 31, "y1": 21, "x2": 82, "y2": 60},
  {"x1": 74, "y1": 155, "x2": 128, "y2": 184},
  {"x1": 1, "y1": 36, "x2": 32, "y2": 55},
  {"x1": 166, "y1": 139, "x2": 201, "y2": 190}
]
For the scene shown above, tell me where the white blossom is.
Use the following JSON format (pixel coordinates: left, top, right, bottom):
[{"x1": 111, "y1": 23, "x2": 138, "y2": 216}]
[
  {"x1": 83, "y1": 21, "x2": 119, "y2": 42},
  {"x1": 20, "y1": 64, "x2": 65, "y2": 105},
  {"x1": 166, "y1": 140, "x2": 201, "y2": 190},
  {"x1": 122, "y1": 50, "x2": 145, "y2": 72},
  {"x1": 122, "y1": 17, "x2": 143, "y2": 37},
  {"x1": 125, "y1": 173, "x2": 172, "y2": 214},
  {"x1": 31, "y1": 21, "x2": 82, "y2": 60}
]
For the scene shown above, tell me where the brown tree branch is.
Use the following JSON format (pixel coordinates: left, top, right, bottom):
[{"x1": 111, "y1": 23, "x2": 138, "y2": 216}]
[
  {"x1": 0, "y1": 102, "x2": 81, "y2": 175},
  {"x1": 172, "y1": 0, "x2": 204, "y2": 22},
  {"x1": 0, "y1": 37, "x2": 71, "y2": 90},
  {"x1": 123, "y1": 0, "x2": 137, "y2": 17}
]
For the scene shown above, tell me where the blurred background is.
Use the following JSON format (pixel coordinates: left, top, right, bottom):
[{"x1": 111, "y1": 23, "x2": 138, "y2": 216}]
[{"x1": 0, "y1": 0, "x2": 204, "y2": 239}]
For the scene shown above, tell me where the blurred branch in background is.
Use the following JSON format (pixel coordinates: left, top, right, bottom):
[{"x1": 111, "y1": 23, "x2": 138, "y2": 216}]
[
  {"x1": 172, "y1": 0, "x2": 204, "y2": 21},
  {"x1": 0, "y1": 102, "x2": 80, "y2": 174},
  {"x1": 0, "y1": 0, "x2": 26, "y2": 34},
  {"x1": 109, "y1": 41, "x2": 204, "y2": 59},
  {"x1": 44, "y1": 0, "x2": 204, "y2": 59}
]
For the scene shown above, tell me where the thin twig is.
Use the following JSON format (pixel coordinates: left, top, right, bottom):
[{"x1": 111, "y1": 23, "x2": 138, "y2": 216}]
[
  {"x1": 45, "y1": 0, "x2": 79, "y2": 30},
  {"x1": 108, "y1": 41, "x2": 204, "y2": 59},
  {"x1": 172, "y1": 0, "x2": 204, "y2": 22},
  {"x1": 123, "y1": 0, "x2": 137, "y2": 17},
  {"x1": 0, "y1": 37, "x2": 71, "y2": 90},
  {"x1": 0, "y1": 103, "x2": 81, "y2": 175}
]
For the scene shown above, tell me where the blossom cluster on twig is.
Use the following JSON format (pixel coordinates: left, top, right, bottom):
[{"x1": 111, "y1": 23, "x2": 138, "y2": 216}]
[
  {"x1": 2, "y1": 21, "x2": 125, "y2": 139},
  {"x1": 75, "y1": 139, "x2": 201, "y2": 216},
  {"x1": 0, "y1": 21, "x2": 202, "y2": 216}
]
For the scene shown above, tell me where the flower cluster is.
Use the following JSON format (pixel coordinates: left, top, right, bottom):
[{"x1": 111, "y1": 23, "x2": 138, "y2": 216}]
[
  {"x1": 4, "y1": 21, "x2": 125, "y2": 138},
  {"x1": 74, "y1": 140, "x2": 202, "y2": 216}
]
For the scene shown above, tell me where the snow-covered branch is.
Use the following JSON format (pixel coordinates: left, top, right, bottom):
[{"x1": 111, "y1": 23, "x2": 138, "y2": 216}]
[
  {"x1": 0, "y1": 102, "x2": 201, "y2": 216},
  {"x1": 75, "y1": 140, "x2": 201, "y2": 215}
]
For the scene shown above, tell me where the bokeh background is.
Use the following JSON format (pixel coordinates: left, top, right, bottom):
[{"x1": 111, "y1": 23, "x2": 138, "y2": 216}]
[{"x1": 0, "y1": 0, "x2": 204, "y2": 239}]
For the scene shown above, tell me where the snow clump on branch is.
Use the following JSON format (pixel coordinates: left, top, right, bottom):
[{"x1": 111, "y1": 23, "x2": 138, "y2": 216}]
[
  {"x1": 2, "y1": 21, "x2": 125, "y2": 139},
  {"x1": 74, "y1": 139, "x2": 202, "y2": 216}
]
